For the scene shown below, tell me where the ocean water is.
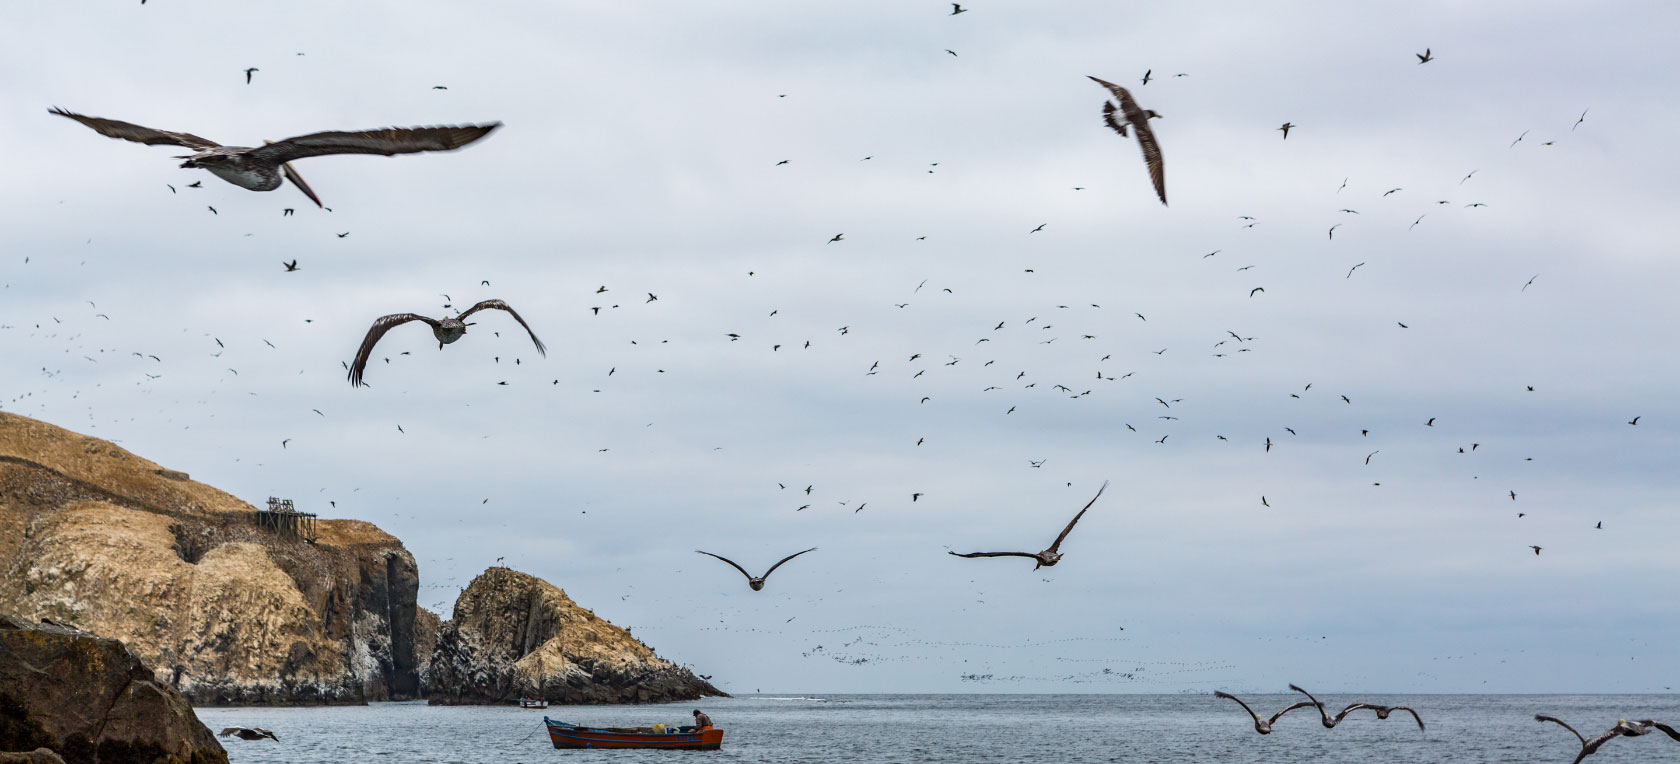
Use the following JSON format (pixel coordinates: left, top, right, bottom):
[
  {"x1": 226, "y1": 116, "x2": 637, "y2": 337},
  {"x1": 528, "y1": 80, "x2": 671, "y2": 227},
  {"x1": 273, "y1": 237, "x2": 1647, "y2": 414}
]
[{"x1": 197, "y1": 694, "x2": 1680, "y2": 763}]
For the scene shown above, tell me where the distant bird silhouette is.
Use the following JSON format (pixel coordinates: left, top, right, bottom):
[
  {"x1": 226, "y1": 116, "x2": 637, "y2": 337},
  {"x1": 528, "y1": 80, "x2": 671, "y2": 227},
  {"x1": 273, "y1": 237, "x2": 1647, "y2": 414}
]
[
  {"x1": 1088, "y1": 76, "x2": 1166, "y2": 205},
  {"x1": 50, "y1": 107, "x2": 498, "y2": 208},
  {"x1": 1573, "y1": 109, "x2": 1589, "y2": 131},
  {"x1": 696, "y1": 548, "x2": 816, "y2": 591},
  {"x1": 1416, "y1": 48, "x2": 1433, "y2": 64},
  {"x1": 219, "y1": 727, "x2": 278, "y2": 742},
  {"x1": 1530, "y1": 545, "x2": 1543, "y2": 555},
  {"x1": 282, "y1": 259, "x2": 298, "y2": 272},
  {"x1": 243, "y1": 67, "x2": 259, "y2": 84},
  {"x1": 949, "y1": 481, "x2": 1107, "y2": 569},
  {"x1": 1628, "y1": 416, "x2": 1640, "y2": 425},
  {"x1": 949, "y1": 3, "x2": 967, "y2": 14},
  {"x1": 1510, "y1": 130, "x2": 1529, "y2": 148},
  {"x1": 1278, "y1": 122, "x2": 1295, "y2": 139},
  {"x1": 828, "y1": 233, "x2": 844, "y2": 244},
  {"x1": 348, "y1": 299, "x2": 544, "y2": 387},
  {"x1": 1213, "y1": 691, "x2": 1318, "y2": 734}
]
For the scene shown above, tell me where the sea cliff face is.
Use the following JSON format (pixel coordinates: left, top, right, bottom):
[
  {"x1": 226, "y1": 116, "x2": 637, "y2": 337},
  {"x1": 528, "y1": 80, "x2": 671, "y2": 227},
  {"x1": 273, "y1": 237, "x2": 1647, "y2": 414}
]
[
  {"x1": 0, "y1": 412, "x2": 421, "y2": 705},
  {"x1": 426, "y1": 567, "x2": 723, "y2": 705}
]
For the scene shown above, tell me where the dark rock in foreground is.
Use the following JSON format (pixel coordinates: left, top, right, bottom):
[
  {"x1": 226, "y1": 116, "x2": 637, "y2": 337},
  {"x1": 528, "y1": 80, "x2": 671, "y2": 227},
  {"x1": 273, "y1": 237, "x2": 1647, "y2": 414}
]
[
  {"x1": 427, "y1": 567, "x2": 723, "y2": 705},
  {"x1": 0, "y1": 615, "x2": 226, "y2": 764}
]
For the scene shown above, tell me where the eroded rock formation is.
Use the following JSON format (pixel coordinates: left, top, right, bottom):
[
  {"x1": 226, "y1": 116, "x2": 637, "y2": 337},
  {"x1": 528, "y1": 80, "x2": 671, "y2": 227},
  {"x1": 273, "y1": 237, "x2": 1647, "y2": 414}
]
[
  {"x1": 0, "y1": 412, "x2": 420, "y2": 705},
  {"x1": 0, "y1": 615, "x2": 227, "y2": 764},
  {"x1": 427, "y1": 567, "x2": 722, "y2": 704}
]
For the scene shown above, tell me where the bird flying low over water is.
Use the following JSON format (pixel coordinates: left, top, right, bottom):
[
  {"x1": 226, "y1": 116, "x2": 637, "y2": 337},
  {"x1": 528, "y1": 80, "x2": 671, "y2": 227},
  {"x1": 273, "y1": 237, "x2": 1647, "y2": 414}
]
[
  {"x1": 949, "y1": 480, "x2": 1107, "y2": 569},
  {"x1": 1287, "y1": 685, "x2": 1425, "y2": 731},
  {"x1": 219, "y1": 727, "x2": 278, "y2": 742},
  {"x1": 1535, "y1": 715, "x2": 1680, "y2": 763},
  {"x1": 348, "y1": 299, "x2": 544, "y2": 387},
  {"x1": 1088, "y1": 77, "x2": 1166, "y2": 205},
  {"x1": 696, "y1": 548, "x2": 817, "y2": 591},
  {"x1": 1213, "y1": 691, "x2": 1319, "y2": 734},
  {"x1": 49, "y1": 107, "x2": 499, "y2": 208}
]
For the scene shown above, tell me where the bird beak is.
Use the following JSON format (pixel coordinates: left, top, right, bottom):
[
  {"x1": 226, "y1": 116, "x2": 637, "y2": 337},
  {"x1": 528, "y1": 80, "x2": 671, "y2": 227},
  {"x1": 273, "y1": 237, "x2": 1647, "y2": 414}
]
[{"x1": 282, "y1": 163, "x2": 323, "y2": 208}]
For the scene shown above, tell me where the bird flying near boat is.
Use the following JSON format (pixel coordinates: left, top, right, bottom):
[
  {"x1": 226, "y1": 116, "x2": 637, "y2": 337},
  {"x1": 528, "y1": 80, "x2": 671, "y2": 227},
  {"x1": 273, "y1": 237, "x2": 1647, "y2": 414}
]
[{"x1": 49, "y1": 107, "x2": 499, "y2": 208}]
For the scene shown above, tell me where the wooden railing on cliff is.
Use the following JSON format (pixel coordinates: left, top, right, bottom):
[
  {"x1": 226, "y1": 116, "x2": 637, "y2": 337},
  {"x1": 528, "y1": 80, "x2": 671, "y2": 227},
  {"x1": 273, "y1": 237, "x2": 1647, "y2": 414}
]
[{"x1": 256, "y1": 496, "x2": 317, "y2": 543}]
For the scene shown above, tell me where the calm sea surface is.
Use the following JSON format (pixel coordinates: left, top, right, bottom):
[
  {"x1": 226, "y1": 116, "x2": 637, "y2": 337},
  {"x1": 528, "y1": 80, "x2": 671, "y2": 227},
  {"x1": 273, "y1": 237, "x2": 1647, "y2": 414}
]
[{"x1": 197, "y1": 694, "x2": 1680, "y2": 763}]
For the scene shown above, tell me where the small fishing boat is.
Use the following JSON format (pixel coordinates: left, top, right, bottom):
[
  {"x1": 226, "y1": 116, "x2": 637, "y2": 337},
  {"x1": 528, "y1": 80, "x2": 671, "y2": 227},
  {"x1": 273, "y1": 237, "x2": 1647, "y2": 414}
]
[
  {"x1": 519, "y1": 697, "x2": 548, "y2": 709},
  {"x1": 543, "y1": 717, "x2": 723, "y2": 750}
]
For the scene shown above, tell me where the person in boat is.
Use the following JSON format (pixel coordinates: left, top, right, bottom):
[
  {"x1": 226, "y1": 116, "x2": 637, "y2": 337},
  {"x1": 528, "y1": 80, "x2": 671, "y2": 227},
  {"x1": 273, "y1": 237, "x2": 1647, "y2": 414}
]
[{"x1": 692, "y1": 710, "x2": 714, "y2": 729}]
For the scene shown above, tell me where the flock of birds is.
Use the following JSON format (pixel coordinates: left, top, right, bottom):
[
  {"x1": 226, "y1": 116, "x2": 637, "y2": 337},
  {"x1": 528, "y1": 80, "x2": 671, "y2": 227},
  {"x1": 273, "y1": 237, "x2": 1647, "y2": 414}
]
[{"x1": 10, "y1": 4, "x2": 1667, "y2": 760}]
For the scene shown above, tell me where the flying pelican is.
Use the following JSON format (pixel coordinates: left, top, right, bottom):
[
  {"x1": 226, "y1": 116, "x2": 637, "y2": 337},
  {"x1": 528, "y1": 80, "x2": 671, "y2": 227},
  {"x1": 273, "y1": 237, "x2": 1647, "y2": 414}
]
[
  {"x1": 1213, "y1": 691, "x2": 1318, "y2": 734},
  {"x1": 949, "y1": 481, "x2": 1107, "y2": 569},
  {"x1": 50, "y1": 107, "x2": 498, "y2": 207},
  {"x1": 1535, "y1": 715, "x2": 1679, "y2": 763},
  {"x1": 219, "y1": 727, "x2": 278, "y2": 742},
  {"x1": 1288, "y1": 685, "x2": 1425, "y2": 730},
  {"x1": 695, "y1": 548, "x2": 817, "y2": 591},
  {"x1": 348, "y1": 299, "x2": 544, "y2": 387},
  {"x1": 1087, "y1": 77, "x2": 1165, "y2": 205}
]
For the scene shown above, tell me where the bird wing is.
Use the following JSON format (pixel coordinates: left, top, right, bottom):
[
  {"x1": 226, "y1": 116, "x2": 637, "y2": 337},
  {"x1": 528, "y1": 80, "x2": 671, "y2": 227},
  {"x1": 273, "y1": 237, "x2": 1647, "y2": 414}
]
[
  {"x1": 1213, "y1": 691, "x2": 1262, "y2": 723},
  {"x1": 50, "y1": 108, "x2": 220, "y2": 150},
  {"x1": 1535, "y1": 715, "x2": 1587, "y2": 745},
  {"x1": 1330, "y1": 703, "x2": 1379, "y2": 724},
  {"x1": 253, "y1": 123, "x2": 501, "y2": 163},
  {"x1": 218, "y1": 728, "x2": 242, "y2": 737},
  {"x1": 695, "y1": 550, "x2": 755, "y2": 581},
  {"x1": 1387, "y1": 705, "x2": 1425, "y2": 731},
  {"x1": 348, "y1": 314, "x2": 440, "y2": 387},
  {"x1": 761, "y1": 547, "x2": 817, "y2": 580},
  {"x1": 1287, "y1": 684, "x2": 1331, "y2": 723},
  {"x1": 457, "y1": 299, "x2": 546, "y2": 355},
  {"x1": 1100, "y1": 101, "x2": 1129, "y2": 137},
  {"x1": 1267, "y1": 701, "x2": 1322, "y2": 725},
  {"x1": 947, "y1": 550, "x2": 1040, "y2": 560},
  {"x1": 1632, "y1": 721, "x2": 1680, "y2": 741},
  {"x1": 1047, "y1": 480, "x2": 1107, "y2": 552}
]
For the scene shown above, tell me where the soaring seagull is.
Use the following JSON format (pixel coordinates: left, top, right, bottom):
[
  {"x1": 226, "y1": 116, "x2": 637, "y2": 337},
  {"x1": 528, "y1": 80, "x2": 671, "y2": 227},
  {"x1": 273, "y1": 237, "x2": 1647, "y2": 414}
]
[
  {"x1": 50, "y1": 107, "x2": 498, "y2": 208},
  {"x1": 348, "y1": 299, "x2": 544, "y2": 387},
  {"x1": 219, "y1": 727, "x2": 278, "y2": 742},
  {"x1": 1087, "y1": 77, "x2": 1165, "y2": 205},
  {"x1": 949, "y1": 480, "x2": 1107, "y2": 569},
  {"x1": 695, "y1": 548, "x2": 817, "y2": 591}
]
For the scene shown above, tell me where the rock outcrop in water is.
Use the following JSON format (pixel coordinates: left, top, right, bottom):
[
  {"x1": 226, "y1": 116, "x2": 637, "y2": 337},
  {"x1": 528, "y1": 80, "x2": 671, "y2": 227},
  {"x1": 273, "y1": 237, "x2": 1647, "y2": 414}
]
[
  {"x1": 0, "y1": 411, "x2": 421, "y2": 705},
  {"x1": 0, "y1": 615, "x2": 227, "y2": 764},
  {"x1": 426, "y1": 567, "x2": 723, "y2": 705}
]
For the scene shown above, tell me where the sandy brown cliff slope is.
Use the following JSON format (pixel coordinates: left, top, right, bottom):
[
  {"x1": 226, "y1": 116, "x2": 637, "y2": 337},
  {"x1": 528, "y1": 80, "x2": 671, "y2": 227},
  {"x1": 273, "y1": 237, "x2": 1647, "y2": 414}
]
[{"x1": 0, "y1": 411, "x2": 421, "y2": 705}]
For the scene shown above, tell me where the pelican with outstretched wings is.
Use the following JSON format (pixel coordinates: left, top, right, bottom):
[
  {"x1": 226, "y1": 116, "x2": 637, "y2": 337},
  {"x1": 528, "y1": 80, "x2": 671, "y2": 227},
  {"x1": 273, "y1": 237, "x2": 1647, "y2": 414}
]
[
  {"x1": 695, "y1": 548, "x2": 817, "y2": 591},
  {"x1": 1212, "y1": 691, "x2": 1319, "y2": 734},
  {"x1": 219, "y1": 727, "x2": 278, "y2": 742},
  {"x1": 1287, "y1": 685, "x2": 1425, "y2": 730},
  {"x1": 949, "y1": 481, "x2": 1107, "y2": 569},
  {"x1": 1536, "y1": 715, "x2": 1679, "y2": 764},
  {"x1": 49, "y1": 107, "x2": 499, "y2": 207},
  {"x1": 348, "y1": 299, "x2": 544, "y2": 387},
  {"x1": 1087, "y1": 77, "x2": 1165, "y2": 205}
]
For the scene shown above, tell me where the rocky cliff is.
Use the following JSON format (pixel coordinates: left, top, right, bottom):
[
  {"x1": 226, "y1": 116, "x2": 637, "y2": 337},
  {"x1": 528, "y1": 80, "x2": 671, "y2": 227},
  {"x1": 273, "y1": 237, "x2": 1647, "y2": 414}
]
[
  {"x1": 0, "y1": 615, "x2": 227, "y2": 764},
  {"x1": 0, "y1": 412, "x2": 421, "y2": 705},
  {"x1": 427, "y1": 568, "x2": 723, "y2": 705}
]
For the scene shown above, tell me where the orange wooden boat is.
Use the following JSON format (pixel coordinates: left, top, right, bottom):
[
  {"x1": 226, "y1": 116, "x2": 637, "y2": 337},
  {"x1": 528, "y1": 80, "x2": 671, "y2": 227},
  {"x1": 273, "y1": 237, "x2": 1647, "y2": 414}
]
[{"x1": 543, "y1": 717, "x2": 723, "y2": 750}]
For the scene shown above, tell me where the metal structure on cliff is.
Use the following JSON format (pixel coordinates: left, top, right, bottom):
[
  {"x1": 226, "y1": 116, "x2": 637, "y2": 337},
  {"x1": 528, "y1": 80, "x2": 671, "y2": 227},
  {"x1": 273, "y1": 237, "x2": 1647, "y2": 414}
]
[{"x1": 257, "y1": 497, "x2": 317, "y2": 543}]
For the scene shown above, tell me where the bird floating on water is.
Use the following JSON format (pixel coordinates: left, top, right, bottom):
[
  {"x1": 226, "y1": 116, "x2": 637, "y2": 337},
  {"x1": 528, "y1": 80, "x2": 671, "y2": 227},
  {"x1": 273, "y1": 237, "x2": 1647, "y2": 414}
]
[
  {"x1": 1087, "y1": 76, "x2": 1165, "y2": 205},
  {"x1": 348, "y1": 299, "x2": 544, "y2": 387},
  {"x1": 949, "y1": 480, "x2": 1107, "y2": 569},
  {"x1": 696, "y1": 548, "x2": 817, "y2": 591},
  {"x1": 50, "y1": 107, "x2": 498, "y2": 208}
]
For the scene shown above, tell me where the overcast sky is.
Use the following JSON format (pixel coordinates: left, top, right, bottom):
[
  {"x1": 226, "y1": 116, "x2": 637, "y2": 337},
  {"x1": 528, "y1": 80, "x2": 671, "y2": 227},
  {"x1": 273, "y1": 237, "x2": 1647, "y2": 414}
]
[{"x1": 4, "y1": 0, "x2": 1678, "y2": 695}]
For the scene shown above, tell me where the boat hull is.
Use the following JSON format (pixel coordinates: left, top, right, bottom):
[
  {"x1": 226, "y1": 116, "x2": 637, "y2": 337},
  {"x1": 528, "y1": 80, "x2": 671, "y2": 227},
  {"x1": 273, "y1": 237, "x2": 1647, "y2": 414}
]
[{"x1": 544, "y1": 718, "x2": 723, "y2": 750}]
